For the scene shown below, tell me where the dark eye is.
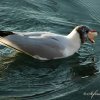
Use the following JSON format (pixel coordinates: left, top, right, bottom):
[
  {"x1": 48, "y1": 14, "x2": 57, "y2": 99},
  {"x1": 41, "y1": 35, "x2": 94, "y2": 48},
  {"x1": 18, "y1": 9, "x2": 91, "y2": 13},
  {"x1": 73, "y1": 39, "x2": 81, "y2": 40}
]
[
  {"x1": 82, "y1": 27, "x2": 89, "y2": 33},
  {"x1": 85, "y1": 28, "x2": 90, "y2": 33},
  {"x1": 81, "y1": 28, "x2": 86, "y2": 33},
  {"x1": 86, "y1": 30, "x2": 89, "y2": 33}
]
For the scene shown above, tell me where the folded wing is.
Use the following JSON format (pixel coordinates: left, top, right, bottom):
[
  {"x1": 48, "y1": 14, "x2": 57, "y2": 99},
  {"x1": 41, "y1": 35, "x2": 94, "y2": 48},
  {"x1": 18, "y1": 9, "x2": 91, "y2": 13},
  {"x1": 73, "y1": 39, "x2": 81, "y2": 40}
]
[{"x1": 0, "y1": 32, "x2": 65, "y2": 59}]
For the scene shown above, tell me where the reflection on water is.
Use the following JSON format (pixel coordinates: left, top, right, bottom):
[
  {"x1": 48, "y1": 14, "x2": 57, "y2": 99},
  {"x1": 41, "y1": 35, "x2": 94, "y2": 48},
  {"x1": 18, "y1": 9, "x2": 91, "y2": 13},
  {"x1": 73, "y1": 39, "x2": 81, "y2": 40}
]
[
  {"x1": 0, "y1": 44, "x2": 99, "y2": 99},
  {"x1": 0, "y1": 38, "x2": 99, "y2": 100},
  {"x1": 0, "y1": 44, "x2": 98, "y2": 78}
]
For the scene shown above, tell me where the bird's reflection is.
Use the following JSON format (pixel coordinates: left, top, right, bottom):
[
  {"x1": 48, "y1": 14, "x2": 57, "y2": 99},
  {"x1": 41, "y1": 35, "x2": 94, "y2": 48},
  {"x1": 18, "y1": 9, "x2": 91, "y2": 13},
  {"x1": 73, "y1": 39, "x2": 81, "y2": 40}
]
[
  {"x1": 0, "y1": 47, "x2": 99, "y2": 79},
  {"x1": 10, "y1": 52, "x2": 99, "y2": 76},
  {"x1": 70, "y1": 53, "x2": 98, "y2": 77}
]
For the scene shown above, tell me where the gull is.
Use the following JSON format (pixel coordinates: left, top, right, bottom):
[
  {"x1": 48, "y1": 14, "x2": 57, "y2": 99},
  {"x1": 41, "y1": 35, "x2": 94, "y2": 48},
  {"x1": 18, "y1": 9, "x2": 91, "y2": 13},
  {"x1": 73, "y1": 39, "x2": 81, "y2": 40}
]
[{"x1": 0, "y1": 25, "x2": 98, "y2": 60}]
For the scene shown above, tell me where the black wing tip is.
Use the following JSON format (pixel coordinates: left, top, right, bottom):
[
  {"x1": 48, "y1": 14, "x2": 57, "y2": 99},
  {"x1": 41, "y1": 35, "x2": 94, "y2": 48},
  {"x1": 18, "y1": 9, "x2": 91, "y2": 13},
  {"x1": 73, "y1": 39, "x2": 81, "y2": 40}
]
[{"x1": 0, "y1": 31, "x2": 14, "y2": 37}]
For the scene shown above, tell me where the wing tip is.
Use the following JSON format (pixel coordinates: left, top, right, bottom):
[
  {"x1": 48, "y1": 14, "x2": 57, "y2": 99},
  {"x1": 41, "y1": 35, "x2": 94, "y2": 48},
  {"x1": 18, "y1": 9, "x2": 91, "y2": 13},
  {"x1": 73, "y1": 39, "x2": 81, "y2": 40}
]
[{"x1": 0, "y1": 31, "x2": 14, "y2": 37}]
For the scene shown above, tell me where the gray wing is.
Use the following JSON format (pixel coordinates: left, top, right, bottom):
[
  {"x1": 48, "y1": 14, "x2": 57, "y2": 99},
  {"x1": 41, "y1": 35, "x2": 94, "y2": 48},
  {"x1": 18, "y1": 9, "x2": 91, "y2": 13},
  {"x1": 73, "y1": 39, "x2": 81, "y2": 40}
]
[
  {"x1": 14, "y1": 32, "x2": 53, "y2": 37},
  {"x1": 0, "y1": 33, "x2": 65, "y2": 59}
]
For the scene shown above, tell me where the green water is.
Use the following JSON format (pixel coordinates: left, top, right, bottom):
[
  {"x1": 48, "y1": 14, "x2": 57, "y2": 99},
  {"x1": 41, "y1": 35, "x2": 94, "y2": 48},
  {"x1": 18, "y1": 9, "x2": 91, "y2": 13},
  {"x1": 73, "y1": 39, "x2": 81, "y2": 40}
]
[{"x1": 0, "y1": 0, "x2": 100, "y2": 100}]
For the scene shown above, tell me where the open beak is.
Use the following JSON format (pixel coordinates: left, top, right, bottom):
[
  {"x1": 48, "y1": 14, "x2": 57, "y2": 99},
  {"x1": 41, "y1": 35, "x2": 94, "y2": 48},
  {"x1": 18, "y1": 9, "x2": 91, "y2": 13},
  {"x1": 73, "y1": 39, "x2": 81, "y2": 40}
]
[{"x1": 87, "y1": 30, "x2": 98, "y2": 43}]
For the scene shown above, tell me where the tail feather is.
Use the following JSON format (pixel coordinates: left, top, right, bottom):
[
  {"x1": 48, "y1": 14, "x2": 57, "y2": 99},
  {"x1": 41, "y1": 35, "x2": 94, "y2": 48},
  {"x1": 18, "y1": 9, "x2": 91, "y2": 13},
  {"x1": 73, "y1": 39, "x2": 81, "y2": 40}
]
[{"x1": 0, "y1": 31, "x2": 14, "y2": 37}]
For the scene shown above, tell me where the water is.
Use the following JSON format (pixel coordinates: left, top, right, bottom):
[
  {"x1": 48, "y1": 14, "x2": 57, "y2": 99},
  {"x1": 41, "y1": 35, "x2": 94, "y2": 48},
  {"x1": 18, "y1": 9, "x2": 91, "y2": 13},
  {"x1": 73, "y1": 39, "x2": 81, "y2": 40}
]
[{"x1": 0, "y1": 0, "x2": 100, "y2": 100}]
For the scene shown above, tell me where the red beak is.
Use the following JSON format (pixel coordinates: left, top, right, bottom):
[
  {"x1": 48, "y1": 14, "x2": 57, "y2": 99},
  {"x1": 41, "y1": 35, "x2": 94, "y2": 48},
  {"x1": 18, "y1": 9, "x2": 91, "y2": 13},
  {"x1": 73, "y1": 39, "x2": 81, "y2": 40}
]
[{"x1": 87, "y1": 30, "x2": 98, "y2": 43}]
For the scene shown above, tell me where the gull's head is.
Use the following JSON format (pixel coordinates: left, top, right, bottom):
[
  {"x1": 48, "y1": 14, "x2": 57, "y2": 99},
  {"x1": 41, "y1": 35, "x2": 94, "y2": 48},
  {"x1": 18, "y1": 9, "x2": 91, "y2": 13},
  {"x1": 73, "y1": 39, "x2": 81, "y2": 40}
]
[{"x1": 76, "y1": 25, "x2": 98, "y2": 43}]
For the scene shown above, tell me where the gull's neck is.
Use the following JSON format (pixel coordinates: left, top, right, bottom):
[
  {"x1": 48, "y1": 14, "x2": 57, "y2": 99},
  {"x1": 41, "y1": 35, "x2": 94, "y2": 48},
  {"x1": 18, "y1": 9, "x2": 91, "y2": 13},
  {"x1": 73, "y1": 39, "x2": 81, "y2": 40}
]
[
  {"x1": 61, "y1": 29, "x2": 81, "y2": 57},
  {"x1": 66, "y1": 29, "x2": 81, "y2": 51}
]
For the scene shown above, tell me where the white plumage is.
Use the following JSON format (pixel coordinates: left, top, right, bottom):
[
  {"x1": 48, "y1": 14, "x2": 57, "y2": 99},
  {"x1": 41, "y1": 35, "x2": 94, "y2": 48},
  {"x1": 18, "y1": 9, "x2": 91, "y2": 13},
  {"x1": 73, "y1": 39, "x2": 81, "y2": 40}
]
[{"x1": 0, "y1": 25, "x2": 97, "y2": 60}]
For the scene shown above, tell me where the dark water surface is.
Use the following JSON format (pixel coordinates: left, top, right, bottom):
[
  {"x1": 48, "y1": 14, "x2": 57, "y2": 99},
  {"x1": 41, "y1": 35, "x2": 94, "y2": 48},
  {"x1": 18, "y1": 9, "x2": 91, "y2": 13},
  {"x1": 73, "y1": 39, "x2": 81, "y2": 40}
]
[{"x1": 0, "y1": 0, "x2": 100, "y2": 100}]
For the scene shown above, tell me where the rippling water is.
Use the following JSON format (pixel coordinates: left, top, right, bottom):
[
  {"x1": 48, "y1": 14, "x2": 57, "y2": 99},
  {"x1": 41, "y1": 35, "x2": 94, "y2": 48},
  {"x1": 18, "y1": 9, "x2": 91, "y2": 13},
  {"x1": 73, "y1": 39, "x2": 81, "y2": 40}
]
[{"x1": 0, "y1": 0, "x2": 100, "y2": 100}]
